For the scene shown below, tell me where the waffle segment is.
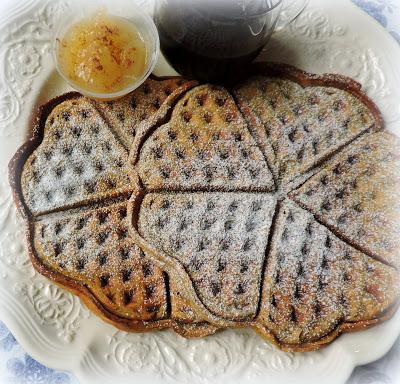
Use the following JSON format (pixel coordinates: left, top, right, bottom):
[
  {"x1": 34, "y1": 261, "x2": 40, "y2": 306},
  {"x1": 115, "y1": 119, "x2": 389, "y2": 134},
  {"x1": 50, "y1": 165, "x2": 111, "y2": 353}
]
[
  {"x1": 136, "y1": 85, "x2": 275, "y2": 192},
  {"x1": 21, "y1": 96, "x2": 131, "y2": 216},
  {"x1": 235, "y1": 72, "x2": 379, "y2": 184},
  {"x1": 138, "y1": 192, "x2": 276, "y2": 320},
  {"x1": 291, "y1": 132, "x2": 400, "y2": 269},
  {"x1": 34, "y1": 201, "x2": 168, "y2": 320},
  {"x1": 259, "y1": 200, "x2": 399, "y2": 346}
]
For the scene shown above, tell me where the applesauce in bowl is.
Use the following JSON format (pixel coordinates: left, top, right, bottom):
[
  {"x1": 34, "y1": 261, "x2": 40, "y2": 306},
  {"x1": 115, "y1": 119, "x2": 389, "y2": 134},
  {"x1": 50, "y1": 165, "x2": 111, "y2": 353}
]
[{"x1": 53, "y1": 3, "x2": 159, "y2": 100}]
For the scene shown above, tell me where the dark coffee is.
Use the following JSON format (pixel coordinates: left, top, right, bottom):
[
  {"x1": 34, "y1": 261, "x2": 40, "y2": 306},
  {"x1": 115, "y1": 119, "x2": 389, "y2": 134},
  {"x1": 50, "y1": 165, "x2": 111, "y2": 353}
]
[{"x1": 155, "y1": 0, "x2": 276, "y2": 83}]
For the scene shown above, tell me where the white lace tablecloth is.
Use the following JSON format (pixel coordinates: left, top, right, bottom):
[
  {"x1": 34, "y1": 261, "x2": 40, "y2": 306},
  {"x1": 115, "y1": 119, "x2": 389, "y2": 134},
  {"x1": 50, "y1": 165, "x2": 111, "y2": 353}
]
[{"x1": 0, "y1": 1, "x2": 399, "y2": 383}]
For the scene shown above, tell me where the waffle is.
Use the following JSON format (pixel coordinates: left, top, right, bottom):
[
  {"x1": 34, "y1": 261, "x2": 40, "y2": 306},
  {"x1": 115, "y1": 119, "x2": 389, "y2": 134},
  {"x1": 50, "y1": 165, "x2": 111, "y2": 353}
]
[
  {"x1": 10, "y1": 64, "x2": 400, "y2": 351},
  {"x1": 129, "y1": 63, "x2": 400, "y2": 351},
  {"x1": 34, "y1": 201, "x2": 168, "y2": 320},
  {"x1": 290, "y1": 131, "x2": 400, "y2": 270},
  {"x1": 138, "y1": 192, "x2": 276, "y2": 320},
  {"x1": 95, "y1": 77, "x2": 191, "y2": 149},
  {"x1": 234, "y1": 63, "x2": 381, "y2": 186},
  {"x1": 134, "y1": 85, "x2": 275, "y2": 191},
  {"x1": 258, "y1": 199, "x2": 398, "y2": 347},
  {"x1": 21, "y1": 95, "x2": 132, "y2": 216},
  {"x1": 9, "y1": 78, "x2": 220, "y2": 334}
]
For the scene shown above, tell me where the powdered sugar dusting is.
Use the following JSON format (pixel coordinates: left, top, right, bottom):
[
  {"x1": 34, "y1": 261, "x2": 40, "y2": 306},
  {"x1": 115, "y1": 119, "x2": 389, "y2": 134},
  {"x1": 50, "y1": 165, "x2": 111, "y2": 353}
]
[
  {"x1": 138, "y1": 192, "x2": 276, "y2": 320},
  {"x1": 259, "y1": 199, "x2": 399, "y2": 346},
  {"x1": 95, "y1": 78, "x2": 189, "y2": 148},
  {"x1": 137, "y1": 85, "x2": 275, "y2": 192},
  {"x1": 34, "y1": 201, "x2": 168, "y2": 320},
  {"x1": 235, "y1": 76, "x2": 376, "y2": 183},
  {"x1": 22, "y1": 97, "x2": 131, "y2": 215},
  {"x1": 292, "y1": 131, "x2": 400, "y2": 269}
]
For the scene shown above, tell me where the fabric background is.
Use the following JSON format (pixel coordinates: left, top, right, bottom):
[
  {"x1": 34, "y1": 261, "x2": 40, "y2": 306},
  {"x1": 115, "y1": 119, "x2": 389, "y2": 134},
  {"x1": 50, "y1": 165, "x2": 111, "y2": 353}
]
[{"x1": 0, "y1": 1, "x2": 399, "y2": 383}]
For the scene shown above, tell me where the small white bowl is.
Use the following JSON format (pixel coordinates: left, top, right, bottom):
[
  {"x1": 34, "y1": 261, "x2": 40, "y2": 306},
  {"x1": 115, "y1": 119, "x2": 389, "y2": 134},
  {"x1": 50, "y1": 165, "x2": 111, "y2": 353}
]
[{"x1": 52, "y1": 0, "x2": 159, "y2": 100}]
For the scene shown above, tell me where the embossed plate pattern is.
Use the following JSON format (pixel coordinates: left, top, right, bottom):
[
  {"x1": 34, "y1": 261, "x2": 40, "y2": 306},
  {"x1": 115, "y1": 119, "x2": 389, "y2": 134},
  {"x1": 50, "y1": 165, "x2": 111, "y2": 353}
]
[{"x1": 0, "y1": 0, "x2": 399, "y2": 383}]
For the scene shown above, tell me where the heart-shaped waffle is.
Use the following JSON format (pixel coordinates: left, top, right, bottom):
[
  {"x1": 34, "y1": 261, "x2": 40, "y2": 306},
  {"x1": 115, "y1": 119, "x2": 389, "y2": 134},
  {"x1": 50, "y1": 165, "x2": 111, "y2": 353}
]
[
  {"x1": 10, "y1": 64, "x2": 400, "y2": 351},
  {"x1": 129, "y1": 64, "x2": 400, "y2": 351},
  {"x1": 10, "y1": 77, "x2": 219, "y2": 336}
]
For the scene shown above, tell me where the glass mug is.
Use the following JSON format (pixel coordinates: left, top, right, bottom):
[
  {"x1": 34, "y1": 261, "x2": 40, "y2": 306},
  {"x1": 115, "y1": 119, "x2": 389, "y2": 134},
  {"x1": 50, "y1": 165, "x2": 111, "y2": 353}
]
[{"x1": 154, "y1": 0, "x2": 309, "y2": 83}]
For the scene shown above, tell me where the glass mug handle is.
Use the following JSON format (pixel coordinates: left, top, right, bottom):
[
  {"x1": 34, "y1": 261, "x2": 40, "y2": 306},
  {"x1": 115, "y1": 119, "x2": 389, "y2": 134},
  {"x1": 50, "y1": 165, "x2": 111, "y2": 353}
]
[
  {"x1": 276, "y1": 0, "x2": 309, "y2": 31},
  {"x1": 245, "y1": 0, "x2": 309, "y2": 38}
]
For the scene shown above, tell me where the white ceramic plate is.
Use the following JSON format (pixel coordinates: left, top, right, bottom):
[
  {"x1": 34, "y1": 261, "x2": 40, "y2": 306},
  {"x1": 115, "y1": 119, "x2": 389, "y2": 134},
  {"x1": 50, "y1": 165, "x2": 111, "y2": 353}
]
[{"x1": 0, "y1": 1, "x2": 399, "y2": 383}]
